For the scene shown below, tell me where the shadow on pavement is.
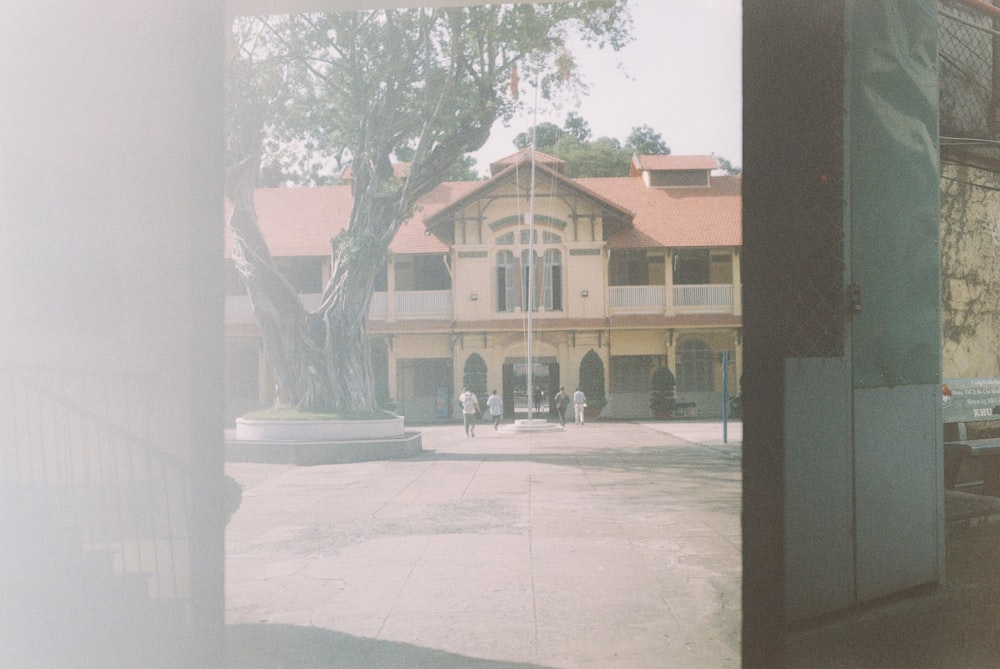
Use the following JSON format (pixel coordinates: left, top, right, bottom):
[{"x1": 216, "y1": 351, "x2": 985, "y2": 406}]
[{"x1": 226, "y1": 623, "x2": 553, "y2": 669}]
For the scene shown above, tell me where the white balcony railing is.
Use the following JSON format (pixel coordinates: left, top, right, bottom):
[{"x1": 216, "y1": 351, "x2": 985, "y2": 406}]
[
  {"x1": 609, "y1": 283, "x2": 734, "y2": 314},
  {"x1": 365, "y1": 290, "x2": 455, "y2": 319},
  {"x1": 369, "y1": 291, "x2": 387, "y2": 317},
  {"x1": 673, "y1": 284, "x2": 733, "y2": 309},
  {"x1": 395, "y1": 290, "x2": 452, "y2": 318},
  {"x1": 609, "y1": 285, "x2": 666, "y2": 311}
]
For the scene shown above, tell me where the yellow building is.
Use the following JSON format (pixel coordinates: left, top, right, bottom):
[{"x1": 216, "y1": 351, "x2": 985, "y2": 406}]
[{"x1": 226, "y1": 151, "x2": 742, "y2": 422}]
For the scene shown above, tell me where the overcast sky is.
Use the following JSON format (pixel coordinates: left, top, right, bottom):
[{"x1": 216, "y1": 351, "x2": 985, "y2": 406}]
[{"x1": 471, "y1": 0, "x2": 742, "y2": 175}]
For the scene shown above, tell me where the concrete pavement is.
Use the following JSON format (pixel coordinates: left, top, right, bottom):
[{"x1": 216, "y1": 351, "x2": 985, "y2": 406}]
[{"x1": 225, "y1": 421, "x2": 741, "y2": 668}]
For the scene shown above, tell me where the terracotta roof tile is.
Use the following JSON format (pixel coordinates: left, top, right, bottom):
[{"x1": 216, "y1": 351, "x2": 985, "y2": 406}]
[
  {"x1": 391, "y1": 181, "x2": 482, "y2": 254},
  {"x1": 339, "y1": 162, "x2": 411, "y2": 181},
  {"x1": 580, "y1": 175, "x2": 742, "y2": 248},
  {"x1": 229, "y1": 155, "x2": 741, "y2": 259},
  {"x1": 225, "y1": 185, "x2": 353, "y2": 258}
]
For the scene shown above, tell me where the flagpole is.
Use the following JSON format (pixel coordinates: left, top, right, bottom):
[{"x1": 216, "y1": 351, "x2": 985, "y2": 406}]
[{"x1": 526, "y1": 75, "x2": 538, "y2": 421}]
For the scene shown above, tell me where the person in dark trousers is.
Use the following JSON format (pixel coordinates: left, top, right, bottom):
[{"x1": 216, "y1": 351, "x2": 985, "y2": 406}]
[
  {"x1": 532, "y1": 386, "x2": 544, "y2": 413},
  {"x1": 554, "y1": 387, "x2": 570, "y2": 426},
  {"x1": 459, "y1": 387, "x2": 480, "y2": 437}
]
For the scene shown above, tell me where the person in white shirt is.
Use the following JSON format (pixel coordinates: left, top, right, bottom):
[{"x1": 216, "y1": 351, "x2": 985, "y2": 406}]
[
  {"x1": 459, "y1": 387, "x2": 480, "y2": 437},
  {"x1": 572, "y1": 388, "x2": 587, "y2": 425},
  {"x1": 486, "y1": 389, "x2": 503, "y2": 430}
]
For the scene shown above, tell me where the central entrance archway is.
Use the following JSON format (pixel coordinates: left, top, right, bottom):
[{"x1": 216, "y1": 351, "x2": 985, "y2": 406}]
[{"x1": 502, "y1": 357, "x2": 559, "y2": 418}]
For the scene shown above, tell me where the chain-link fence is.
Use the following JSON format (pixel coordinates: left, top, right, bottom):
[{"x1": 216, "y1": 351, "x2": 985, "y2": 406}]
[{"x1": 939, "y1": 0, "x2": 1000, "y2": 170}]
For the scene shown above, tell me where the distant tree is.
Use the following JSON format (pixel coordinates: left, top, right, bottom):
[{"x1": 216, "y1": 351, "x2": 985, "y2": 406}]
[
  {"x1": 513, "y1": 120, "x2": 671, "y2": 177},
  {"x1": 564, "y1": 111, "x2": 592, "y2": 142},
  {"x1": 715, "y1": 155, "x2": 742, "y2": 175},
  {"x1": 514, "y1": 121, "x2": 565, "y2": 151},
  {"x1": 625, "y1": 124, "x2": 670, "y2": 155},
  {"x1": 396, "y1": 146, "x2": 481, "y2": 181},
  {"x1": 550, "y1": 134, "x2": 632, "y2": 177}
]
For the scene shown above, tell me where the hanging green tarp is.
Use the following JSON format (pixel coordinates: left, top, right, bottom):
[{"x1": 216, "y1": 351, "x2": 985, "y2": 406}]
[{"x1": 849, "y1": 0, "x2": 941, "y2": 389}]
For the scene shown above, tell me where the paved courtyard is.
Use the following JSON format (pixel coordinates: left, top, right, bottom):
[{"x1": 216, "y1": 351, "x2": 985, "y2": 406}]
[{"x1": 225, "y1": 421, "x2": 742, "y2": 668}]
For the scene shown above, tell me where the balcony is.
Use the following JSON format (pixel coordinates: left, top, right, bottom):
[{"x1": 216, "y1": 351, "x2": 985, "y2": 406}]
[
  {"x1": 673, "y1": 284, "x2": 734, "y2": 312},
  {"x1": 609, "y1": 284, "x2": 734, "y2": 315},
  {"x1": 370, "y1": 290, "x2": 452, "y2": 320}
]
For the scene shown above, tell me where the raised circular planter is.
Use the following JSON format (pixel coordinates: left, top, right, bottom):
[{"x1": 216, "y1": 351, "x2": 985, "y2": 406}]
[{"x1": 234, "y1": 415, "x2": 405, "y2": 442}]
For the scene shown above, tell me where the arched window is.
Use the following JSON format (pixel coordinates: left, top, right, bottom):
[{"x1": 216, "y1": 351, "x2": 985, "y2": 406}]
[
  {"x1": 496, "y1": 250, "x2": 515, "y2": 312},
  {"x1": 676, "y1": 339, "x2": 715, "y2": 392},
  {"x1": 543, "y1": 249, "x2": 562, "y2": 311}
]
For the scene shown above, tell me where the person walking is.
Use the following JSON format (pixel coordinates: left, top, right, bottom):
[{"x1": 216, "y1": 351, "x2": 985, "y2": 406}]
[
  {"x1": 459, "y1": 387, "x2": 480, "y2": 437},
  {"x1": 486, "y1": 389, "x2": 503, "y2": 430},
  {"x1": 554, "y1": 387, "x2": 570, "y2": 426},
  {"x1": 532, "y1": 386, "x2": 545, "y2": 413},
  {"x1": 572, "y1": 387, "x2": 587, "y2": 425}
]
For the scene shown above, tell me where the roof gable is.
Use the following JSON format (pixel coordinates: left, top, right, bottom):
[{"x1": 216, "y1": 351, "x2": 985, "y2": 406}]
[{"x1": 422, "y1": 156, "x2": 635, "y2": 238}]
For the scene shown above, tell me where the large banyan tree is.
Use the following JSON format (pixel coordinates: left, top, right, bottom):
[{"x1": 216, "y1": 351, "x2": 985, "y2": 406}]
[{"x1": 225, "y1": 2, "x2": 631, "y2": 413}]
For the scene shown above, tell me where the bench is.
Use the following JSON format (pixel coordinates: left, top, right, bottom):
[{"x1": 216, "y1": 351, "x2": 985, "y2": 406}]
[
  {"x1": 673, "y1": 400, "x2": 698, "y2": 418},
  {"x1": 943, "y1": 378, "x2": 1000, "y2": 494}
]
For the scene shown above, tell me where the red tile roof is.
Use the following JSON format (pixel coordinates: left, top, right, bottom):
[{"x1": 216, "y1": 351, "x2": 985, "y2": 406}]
[
  {"x1": 581, "y1": 175, "x2": 741, "y2": 248},
  {"x1": 228, "y1": 156, "x2": 741, "y2": 259},
  {"x1": 225, "y1": 185, "x2": 353, "y2": 258},
  {"x1": 339, "y1": 162, "x2": 411, "y2": 181},
  {"x1": 390, "y1": 181, "x2": 481, "y2": 254}
]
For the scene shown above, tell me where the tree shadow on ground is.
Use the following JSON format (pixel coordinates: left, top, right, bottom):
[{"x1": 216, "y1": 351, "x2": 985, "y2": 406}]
[{"x1": 226, "y1": 623, "x2": 553, "y2": 669}]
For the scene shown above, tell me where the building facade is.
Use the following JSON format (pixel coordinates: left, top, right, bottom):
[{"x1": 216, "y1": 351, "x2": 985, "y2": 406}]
[{"x1": 225, "y1": 151, "x2": 742, "y2": 422}]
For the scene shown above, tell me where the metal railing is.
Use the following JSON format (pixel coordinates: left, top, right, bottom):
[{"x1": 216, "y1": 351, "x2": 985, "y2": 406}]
[
  {"x1": 938, "y1": 0, "x2": 1000, "y2": 168},
  {"x1": 0, "y1": 365, "x2": 191, "y2": 607}
]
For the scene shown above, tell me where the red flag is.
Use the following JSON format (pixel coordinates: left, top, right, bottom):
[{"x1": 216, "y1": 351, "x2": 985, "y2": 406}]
[{"x1": 510, "y1": 64, "x2": 519, "y2": 100}]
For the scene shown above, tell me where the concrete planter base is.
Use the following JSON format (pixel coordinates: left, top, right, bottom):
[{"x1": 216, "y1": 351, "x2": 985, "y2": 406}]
[
  {"x1": 234, "y1": 416, "x2": 404, "y2": 441},
  {"x1": 228, "y1": 416, "x2": 420, "y2": 465}
]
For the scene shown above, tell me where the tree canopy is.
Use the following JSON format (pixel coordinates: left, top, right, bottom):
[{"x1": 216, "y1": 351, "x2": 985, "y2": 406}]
[
  {"x1": 225, "y1": 2, "x2": 633, "y2": 412},
  {"x1": 512, "y1": 115, "x2": 742, "y2": 178},
  {"x1": 512, "y1": 115, "x2": 667, "y2": 178}
]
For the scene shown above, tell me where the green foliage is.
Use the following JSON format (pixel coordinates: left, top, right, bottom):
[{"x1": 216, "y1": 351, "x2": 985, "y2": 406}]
[
  {"x1": 715, "y1": 155, "x2": 742, "y2": 175},
  {"x1": 564, "y1": 112, "x2": 592, "y2": 142},
  {"x1": 625, "y1": 124, "x2": 670, "y2": 155},
  {"x1": 231, "y1": 3, "x2": 632, "y2": 192},
  {"x1": 514, "y1": 117, "x2": 673, "y2": 177},
  {"x1": 335, "y1": 231, "x2": 388, "y2": 269},
  {"x1": 552, "y1": 134, "x2": 632, "y2": 177},
  {"x1": 462, "y1": 353, "x2": 488, "y2": 405},
  {"x1": 649, "y1": 366, "x2": 676, "y2": 417},
  {"x1": 578, "y1": 349, "x2": 606, "y2": 410},
  {"x1": 515, "y1": 121, "x2": 565, "y2": 151}
]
